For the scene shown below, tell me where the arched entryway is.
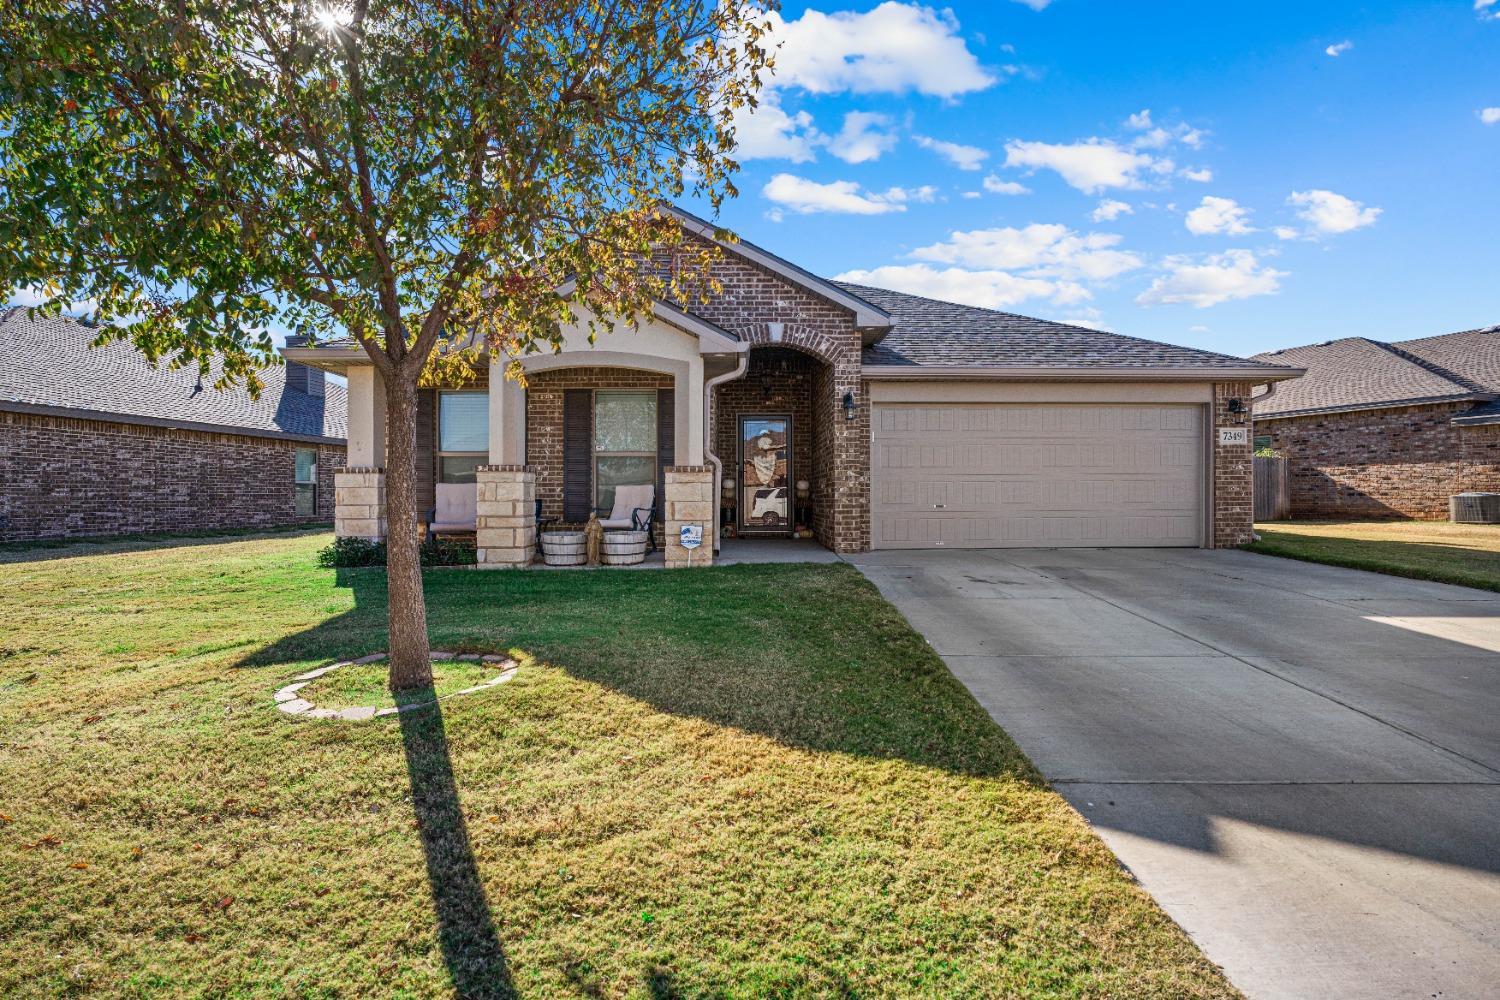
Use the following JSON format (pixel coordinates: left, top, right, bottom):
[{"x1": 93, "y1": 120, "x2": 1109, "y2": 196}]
[{"x1": 712, "y1": 344, "x2": 837, "y2": 548}]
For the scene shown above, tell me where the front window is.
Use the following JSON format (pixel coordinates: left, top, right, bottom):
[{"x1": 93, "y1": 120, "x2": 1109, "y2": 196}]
[
  {"x1": 594, "y1": 390, "x2": 656, "y2": 512},
  {"x1": 438, "y1": 391, "x2": 488, "y2": 484},
  {"x1": 294, "y1": 448, "x2": 318, "y2": 516}
]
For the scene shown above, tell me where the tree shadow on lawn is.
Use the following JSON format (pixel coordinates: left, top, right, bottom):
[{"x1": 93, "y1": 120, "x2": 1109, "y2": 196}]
[
  {"x1": 398, "y1": 695, "x2": 516, "y2": 999},
  {"x1": 237, "y1": 563, "x2": 1037, "y2": 782},
  {"x1": 236, "y1": 562, "x2": 1035, "y2": 997}
]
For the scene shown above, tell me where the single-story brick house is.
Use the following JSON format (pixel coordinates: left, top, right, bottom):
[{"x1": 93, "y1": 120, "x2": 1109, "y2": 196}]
[
  {"x1": 1252, "y1": 325, "x2": 1500, "y2": 518},
  {"x1": 286, "y1": 206, "x2": 1301, "y2": 566},
  {"x1": 0, "y1": 308, "x2": 347, "y2": 542}
]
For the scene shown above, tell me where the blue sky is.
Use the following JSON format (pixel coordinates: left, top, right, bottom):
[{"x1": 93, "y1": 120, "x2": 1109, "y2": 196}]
[
  {"x1": 683, "y1": 0, "x2": 1500, "y2": 357},
  {"x1": 10, "y1": 2, "x2": 1495, "y2": 361}
]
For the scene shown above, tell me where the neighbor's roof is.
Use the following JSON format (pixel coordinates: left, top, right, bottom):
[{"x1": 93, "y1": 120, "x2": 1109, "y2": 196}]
[
  {"x1": 843, "y1": 283, "x2": 1299, "y2": 378},
  {"x1": 0, "y1": 308, "x2": 346, "y2": 443},
  {"x1": 1252, "y1": 326, "x2": 1500, "y2": 419}
]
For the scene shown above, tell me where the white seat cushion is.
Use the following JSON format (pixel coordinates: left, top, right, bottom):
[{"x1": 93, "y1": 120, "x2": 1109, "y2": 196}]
[
  {"x1": 607, "y1": 484, "x2": 655, "y2": 526},
  {"x1": 432, "y1": 483, "x2": 477, "y2": 530}
]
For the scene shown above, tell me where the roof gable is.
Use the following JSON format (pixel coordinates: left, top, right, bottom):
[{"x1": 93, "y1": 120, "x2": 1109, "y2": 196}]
[{"x1": 662, "y1": 205, "x2": 893, "y2": 331}]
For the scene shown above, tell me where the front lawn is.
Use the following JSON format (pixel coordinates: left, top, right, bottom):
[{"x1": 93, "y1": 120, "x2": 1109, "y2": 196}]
[
  {"x1": 1250, "y1": 520, "x2": 1500, "y2": 592},
  {"x1": 0, "y1": 532, "x2": 1235, "y2": 998}
]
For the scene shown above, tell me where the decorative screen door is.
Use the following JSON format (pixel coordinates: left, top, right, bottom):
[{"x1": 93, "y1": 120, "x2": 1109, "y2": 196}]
[{"x1": 738, "y1": 415, "x2": 792, "y2": 534}]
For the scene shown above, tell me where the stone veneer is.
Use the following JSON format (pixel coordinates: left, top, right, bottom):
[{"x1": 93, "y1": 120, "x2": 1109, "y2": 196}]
[
  {"x1": 1256, "y1": 401, "x2": 1500, "y2": 519},
  {"x1": 333, "y1": 467, "x2": 386, "y2": 540},
  {"x1": 1212, "y1": 381, "x2": 1255, "y2": 547},
  {"x1": 0, "y1": 409, "x2": 342, "y2": 543},
  {"x1": 663, "y1": 466, "x2": 714, "y2": 568},
  {"x1": 474, "y1": 465, "x2": 536, "y2": 568}
]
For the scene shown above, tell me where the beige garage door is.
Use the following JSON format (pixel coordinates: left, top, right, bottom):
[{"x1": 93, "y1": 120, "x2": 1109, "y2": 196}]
[{"x1": 872, "y1": 403, "x2": 1205, "y2": 549}]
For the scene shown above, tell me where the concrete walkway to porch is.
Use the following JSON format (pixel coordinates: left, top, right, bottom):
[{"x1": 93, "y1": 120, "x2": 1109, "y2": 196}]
[{"x1": 717, "y1": 538, "x2": 844, "y2": 565}]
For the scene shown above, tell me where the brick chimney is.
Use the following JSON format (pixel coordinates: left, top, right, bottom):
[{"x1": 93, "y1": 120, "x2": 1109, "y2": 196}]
[{"x1": 283, "y1": 335, "x2": 325, "y2": 397}]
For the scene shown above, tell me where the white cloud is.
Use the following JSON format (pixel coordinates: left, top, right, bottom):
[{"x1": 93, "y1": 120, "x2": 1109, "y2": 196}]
[
  {"x1": 1480, "y1": 107, "x2": 1500, "y2": 125},
  {"x1": 910, "y1": 224, "x2": 1143, "y2": 281},
  {"x1": 1010, "y1": 0, "x2": 1053, "y2": 8},
  {"x1": 762, "y1": 174, "x2": 924, "y2": 215},
  {"x1": 1185, "y1": 196, "x2": 1255, "y2": 236},
  {"x1": 730, "y1": 95, "x2": 825, "y2": 162},
  {"x1": 1124, "y1": 110, "x2": 1206, "y2": 149},
  {"x1": 914, "y1": 135, "x2": 989, "y2": 170},
  {"x1": 1274, "y1": 226, "x2": 1301, "y2": 241},
  {"x1": 7, "y1": 285, "x2": 99, "y2": 314},
  {"x1": 1476, "y1": 0, "x2": 1499, "y2": 20},
  {"x1": 961, "y1": 190, "x2": 982, "y2": 199},
  {"x1": 1091, "y1": 199, "x2": 1133, "y2": 222},
  {"x1": 1325, "y1": 40, "x2": 1354, "y2": 57},
  {"x1": 1003, "y1": 138, "x2": 1169, "y2": 193},
  {"x1": 1289, "y1": 189, "x2": 1382, "y2": 234},
  {"x1": 982, "y1": 174, "x2": 1030, "y2": 195},
  {"x1": 833, "y1": 264, "x2": 1086, "y2": 310},
  {"x1": 1137, "y1": 250, "x2": 1286, "y2": 308},
  {"x1": 764, "y1": 3, "x2": 995, "y2": 98},
  {"x1": 1190, "y1": 325, "x2": 1210, "y2": 333},
  {"x1": 826, "y1": 111, "x2": 899, "y2": 164},
  {"x1": 1181, "y1": 167, "x2": 1213, "y2": 182}
]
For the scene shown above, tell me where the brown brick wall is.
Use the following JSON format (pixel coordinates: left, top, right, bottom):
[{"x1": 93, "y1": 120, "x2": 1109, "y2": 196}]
[
  {"x1": 1213, "y1": 382, "x2": 1255, "y2": 547},
  {"x1": 0, "y1": 410, "x2": 342, "y2": 542},
  {"x1": 1257, "y1": 401, "x2": 1500, "y2": 519}
]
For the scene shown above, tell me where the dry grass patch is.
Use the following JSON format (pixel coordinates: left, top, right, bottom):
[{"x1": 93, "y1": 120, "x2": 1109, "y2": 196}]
[{"x1": 0, "y1": 531, "x2": 1237, "y2": 998}]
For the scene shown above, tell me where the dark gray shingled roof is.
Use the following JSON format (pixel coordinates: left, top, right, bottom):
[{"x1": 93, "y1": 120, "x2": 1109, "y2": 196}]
[
  {"x1": 840, "y1": 282, "x2": 1293, "y2": 372},
  {"x1": 0, "y1": 308, "x2": 346, "y2": 442},
  {"x1": 1251, "y1": 326, "x2": 1500, "y2": 419}
]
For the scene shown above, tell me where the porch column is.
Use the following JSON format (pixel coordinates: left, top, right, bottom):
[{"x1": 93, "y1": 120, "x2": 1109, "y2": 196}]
[
  {"x1": 487, "y1": 356, "x2": 526, "y2": 466},
  {"x1": 475, "y1": 465, "x2": 536, "y2": 568},
  {"x1": 664, "y1": 465, "x2": 714, "y2": 568},
  {"x1": 335, "y1": 366, "x2": 386, "y2": 539}
]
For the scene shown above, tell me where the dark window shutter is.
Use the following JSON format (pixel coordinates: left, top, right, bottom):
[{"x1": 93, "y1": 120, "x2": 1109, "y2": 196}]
[
  {"x1": 563, "y1": 390, "x2": 592, "y2": 521},
  {"x1": 656, "y1": 388, "x2": 674, "y2": 524}
]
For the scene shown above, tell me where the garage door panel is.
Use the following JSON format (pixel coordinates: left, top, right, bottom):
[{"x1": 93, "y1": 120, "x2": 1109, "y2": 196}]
[{"x1": 872, "y1": 402, "x2": 1204, "y2": 549}]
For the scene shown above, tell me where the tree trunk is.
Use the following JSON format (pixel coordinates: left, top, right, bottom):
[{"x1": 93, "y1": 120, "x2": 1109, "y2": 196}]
[{"x1": 383, "y1": 368, "x2": 434, "y2": 691}]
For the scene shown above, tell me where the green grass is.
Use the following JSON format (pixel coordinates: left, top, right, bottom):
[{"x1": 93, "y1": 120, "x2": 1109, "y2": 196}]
[
  {"x1": 1250, "y1": 520, "x2": 1500, "y2": 592},
  {"x1": 0, "y1": 531, "x2": 1237, "y2": 999}
]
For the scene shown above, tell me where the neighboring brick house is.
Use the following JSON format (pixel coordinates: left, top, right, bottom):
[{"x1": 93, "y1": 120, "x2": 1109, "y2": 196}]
[
  {"x1": 287, "y1": 205, "x2": 1300, "y2": 567},
  {"x1": 1253, "y1": 326, "x2": 1500, "y2": 518},
  {"x1": 0, "y1": 309, "x2": 346, "y2": 542}
]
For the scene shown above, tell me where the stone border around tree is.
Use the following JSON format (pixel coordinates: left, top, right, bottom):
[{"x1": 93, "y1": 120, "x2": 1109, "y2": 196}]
[{"x1": 274, "y1": 651, "x2": 519, "y2": 721}]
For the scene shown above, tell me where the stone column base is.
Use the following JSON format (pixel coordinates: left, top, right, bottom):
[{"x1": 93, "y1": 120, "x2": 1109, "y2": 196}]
[
  {"x1": 475, "y1": 465, "x2": 536, "y2": 568},
  {"x1": 334, "y1": 467, "x2": 386, "y2": 540},
  {"x1": 664, "y1": 466, "x2": 714, "y2": 568}
]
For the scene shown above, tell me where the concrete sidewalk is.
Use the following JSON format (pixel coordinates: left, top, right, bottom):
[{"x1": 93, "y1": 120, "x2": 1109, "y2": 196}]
[{"x1": 850, "y1": 547, "x2": 1500, "y2": 1000}]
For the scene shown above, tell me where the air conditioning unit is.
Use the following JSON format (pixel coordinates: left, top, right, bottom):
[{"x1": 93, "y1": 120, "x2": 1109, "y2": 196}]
[{"x1": 1450, "y1": 492, "x2": 1500, "y2": 524}]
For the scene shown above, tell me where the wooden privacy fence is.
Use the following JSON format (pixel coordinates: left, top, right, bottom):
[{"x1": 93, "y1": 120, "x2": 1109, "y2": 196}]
[{"x1": 1254, "y1": 456, "x2": 1290, "y2": 522}]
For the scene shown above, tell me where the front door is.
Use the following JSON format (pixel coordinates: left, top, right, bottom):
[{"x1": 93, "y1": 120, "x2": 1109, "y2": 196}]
[{"x1": 738, "y1": 415, "x2": 792, "y2": 535}]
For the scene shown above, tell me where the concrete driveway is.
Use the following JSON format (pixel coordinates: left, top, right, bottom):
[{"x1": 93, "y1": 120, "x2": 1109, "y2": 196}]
[{"x1": 849, "y1": 547, "x2": 1500, "y2": 1000}]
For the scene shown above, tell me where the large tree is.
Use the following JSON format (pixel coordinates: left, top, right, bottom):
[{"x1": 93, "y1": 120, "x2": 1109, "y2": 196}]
[{"x1": 0, "y1": 0, "x2": 772, "y2": 688}]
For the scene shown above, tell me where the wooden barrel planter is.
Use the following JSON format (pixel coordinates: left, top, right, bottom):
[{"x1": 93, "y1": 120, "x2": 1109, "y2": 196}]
[
  {"x1": 601, "y1": 530, "x2": 649, "y2": 566},
  {"x1": 540, "y1": 531, "x2": 587, "y2": 567}
]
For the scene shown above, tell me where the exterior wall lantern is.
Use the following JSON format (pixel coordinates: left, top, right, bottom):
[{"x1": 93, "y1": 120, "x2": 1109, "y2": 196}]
[
  {"x1": 1226, "y1": 397, "x2": 1247, "y2": 424},
  {"x1": 842, "y1": 391, "x2": 856, "y2": 421}
]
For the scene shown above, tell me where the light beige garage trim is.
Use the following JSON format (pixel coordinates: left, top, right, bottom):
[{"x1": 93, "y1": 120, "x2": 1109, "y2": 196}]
[
  {"x1": 872, "y1": 399, "x2": 1206, "y2": 549},
  {"x1": 868, "y1": 379, "x2": 1215, "y2": 404}
]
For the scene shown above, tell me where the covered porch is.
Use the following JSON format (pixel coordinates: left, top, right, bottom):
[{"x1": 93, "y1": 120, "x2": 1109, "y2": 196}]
[{"x1": 303, "y1": 299, "x2": 752, "y2": 568}]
